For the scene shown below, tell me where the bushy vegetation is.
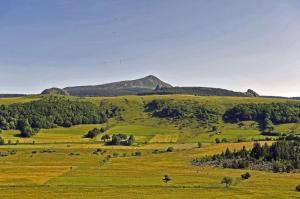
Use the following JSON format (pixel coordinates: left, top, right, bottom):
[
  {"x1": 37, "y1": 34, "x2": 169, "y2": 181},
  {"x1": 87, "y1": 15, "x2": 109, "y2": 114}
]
[
  {"x1": 0, "y1": 136, "x2": 5, "y2": 145},
  {"x1": 0, "y1": 96, "x2": 120, "y2": 137},
  {"x1": 85, "y1": 128, "x2": 106, "y2": 138},
  {"x1": 193, "y1": 141, "x2": 300, "y2": 173},
  {"x1": 162, "y1": 175, "x2": 171, "y2": 184},
  {"x1": 103, "y1": 134, "x2": 135, "y2": 146},
  {"x1": 296, "y1": 184, "x2": 300, "y2": 192},
  {"x1": 241, "y1": 172, "x2": 251, "y2": 180},
  {"x1": 221, "y1": 176, "x2": 233, "y2": 187},
  {"x1": 145, "y1": 99, "x2": 219, "y2": 123}
]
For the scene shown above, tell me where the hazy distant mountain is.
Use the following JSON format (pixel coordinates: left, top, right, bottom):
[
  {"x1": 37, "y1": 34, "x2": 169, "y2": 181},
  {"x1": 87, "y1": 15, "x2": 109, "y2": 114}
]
[
  {"x1": 41, "y1": 75, "x2": 262, "y2": 97},
  {"x1": 140, "y1": 87, "x2": 260, "y2": 97},
  {"x1": 62, "y1": 75, "x2": 172, "y2": 96}
]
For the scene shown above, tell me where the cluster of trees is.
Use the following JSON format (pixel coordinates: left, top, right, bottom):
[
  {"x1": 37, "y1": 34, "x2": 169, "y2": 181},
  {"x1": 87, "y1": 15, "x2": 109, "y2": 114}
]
[
  {"x1": 223, "y1": 103, "x2": 300, "y2": 132},
  {"x1": 145, "y1": 100, "x2": 219, "y2": 123},
  {"x1": 0, "y1": 96, "x2": 120, "y2": 137},
  {"x1": 193, "y1": 141, "x2": 300, "y2": 173},
  {"x1": 101, "y1": 134, "x2": 135, "y2": 146},
  {"x1": 85, "y1": 128, "x2": 106, "y2": 138}
]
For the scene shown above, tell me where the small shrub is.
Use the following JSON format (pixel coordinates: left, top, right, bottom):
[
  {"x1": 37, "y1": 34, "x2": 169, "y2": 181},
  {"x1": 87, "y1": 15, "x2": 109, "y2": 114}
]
[
  {"x1": 197, "y1": 142, "x2": 202, "y2": 148},
  {"x1": 221, "y1": 176, "x2": 233, "y2": 188},
  {"x1": 162, "y1": 175, "x2": 171, "y2": 184},
  {"x1": 241, "y1": 172, "x2": 251, "y2": 180},
  {"x1": 132, "y1": 151, "x2": 142, "y2": 156},
  {"x1": 221, "y1": 138, "x2": 228, "y2": 143},
  {"x1": 0, "y1": 136, "x2": 5, "y2": 145},
  {"x1": 152, "y1": 149, "x2": 161, "y2": 154},
  {"x1": 166, "y1": 147, "x2": 174, "y2": 152},
  {"x1": 215, "y1": 138, "x2": 221, "y2": 144},
  {"x1": 296, "y1": 184, "x2": 300, "y2": 192},
  {"x1": 113, "y1": 152, "x2": 119, "y2": 157}
]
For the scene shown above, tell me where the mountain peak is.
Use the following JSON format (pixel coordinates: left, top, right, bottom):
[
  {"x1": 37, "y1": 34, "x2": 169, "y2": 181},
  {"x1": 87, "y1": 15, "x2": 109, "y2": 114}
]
[
  {"x1": 143, "y1": 75, "x2": 158, "y2": 79},
  {"x1": 61, "y1": 75, "x2": 172, "y2": 96}
]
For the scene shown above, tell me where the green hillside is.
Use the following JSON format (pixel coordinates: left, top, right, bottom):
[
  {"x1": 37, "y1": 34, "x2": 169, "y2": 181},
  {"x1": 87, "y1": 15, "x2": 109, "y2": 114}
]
[
  {"x1": 0, "y1": 95, "x2": 298, "y2": 144},
  {"x1": 0, "y1": 94, "x2": 299, "y2": 199}
]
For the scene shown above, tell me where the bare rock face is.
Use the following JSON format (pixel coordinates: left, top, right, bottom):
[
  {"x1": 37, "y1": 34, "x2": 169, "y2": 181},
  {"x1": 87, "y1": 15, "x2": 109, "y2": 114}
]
[{"x1": 245, "y1": 89, "x2": 259, "y2": 97}]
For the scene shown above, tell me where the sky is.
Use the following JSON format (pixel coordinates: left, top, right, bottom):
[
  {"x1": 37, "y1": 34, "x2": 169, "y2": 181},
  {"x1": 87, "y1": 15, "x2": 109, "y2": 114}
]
[{"x1": 0, "y1": 0, "x2": 300, "y2": 96}]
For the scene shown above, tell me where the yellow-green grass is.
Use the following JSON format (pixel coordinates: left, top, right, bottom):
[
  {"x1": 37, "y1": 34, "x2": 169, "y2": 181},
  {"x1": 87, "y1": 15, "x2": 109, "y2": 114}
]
[
  {"x1": 0, "y1": 95, "x2": 299, "y2": 198},
  {"x1": 149, "y1": 134, "x2": 179, "y2": 143},
  {"x1": 0, "y1": 95, "x2": 40, "y2": 105},
  {"x1": 0, "y1": 124, "x2": 106, "y2": 144},
  {"x1": 275, "y1": 123, "x2": 300, "y2": 135},
  {"x1": 0, "y1": 141, "x2": 298, "y2": 198}
]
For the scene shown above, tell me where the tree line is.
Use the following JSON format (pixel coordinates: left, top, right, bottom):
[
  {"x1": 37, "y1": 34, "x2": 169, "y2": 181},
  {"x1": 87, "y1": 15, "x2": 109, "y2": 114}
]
[
  {"x1": 192, "y1": 141, "x2": 300, "y2": 173},
  {"x1": 223, "y1": 103, "x2": 300, "y2": 124},
  {"x1": 0, "y1": 96, "x2": 120, "y2": 137}
]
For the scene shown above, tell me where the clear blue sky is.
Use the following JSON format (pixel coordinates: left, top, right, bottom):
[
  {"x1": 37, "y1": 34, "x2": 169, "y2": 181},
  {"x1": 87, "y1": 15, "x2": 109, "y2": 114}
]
[{"x1": 1, "y1": 0, "x2": 300, "y2": 96}]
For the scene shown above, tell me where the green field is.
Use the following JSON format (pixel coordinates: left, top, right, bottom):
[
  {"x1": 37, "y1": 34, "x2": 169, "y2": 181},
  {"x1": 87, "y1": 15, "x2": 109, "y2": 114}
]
[{"x1": 0, "y1": 95, "x2": 299, "y2": 198}]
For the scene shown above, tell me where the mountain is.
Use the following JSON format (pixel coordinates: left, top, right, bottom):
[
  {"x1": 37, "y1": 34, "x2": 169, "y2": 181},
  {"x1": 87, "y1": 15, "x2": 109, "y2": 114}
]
[
  {"x1": 139, "y1": 86, "x2": 260, "y2": 97},
  {"x1": 41, "y1": 75, "x2": 261, "y2": 97},
  {"x1": 62, "y1": 75, "x2": 172, "y2": 96}
]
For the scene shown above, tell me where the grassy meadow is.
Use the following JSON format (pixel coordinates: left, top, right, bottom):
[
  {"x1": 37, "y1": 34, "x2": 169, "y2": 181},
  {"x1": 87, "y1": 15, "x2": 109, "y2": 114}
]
[{"x1": 0, "y1": 95, "x2": 299, "y2": 198}]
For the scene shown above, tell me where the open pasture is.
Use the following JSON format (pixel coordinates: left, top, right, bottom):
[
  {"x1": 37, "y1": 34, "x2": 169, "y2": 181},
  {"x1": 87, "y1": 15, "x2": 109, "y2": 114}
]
[{"x1": 0, "y1": 141, "x2": 298, "y2": 198}]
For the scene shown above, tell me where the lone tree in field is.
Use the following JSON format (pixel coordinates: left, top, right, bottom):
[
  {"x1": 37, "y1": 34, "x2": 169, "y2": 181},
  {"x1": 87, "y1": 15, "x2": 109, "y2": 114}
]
[
  {"x1": 221, "y1": 176, "x2": 233, "y2": 188},
  {"x1": 296, "y1": 184, "x2": 300, "y2": 192},
  {"x1": 241, "y1": 172, "x2": 251, "y2": 180},
  {"x1": 197, "y1": 142, "x2": 202, "y2": 148},
  {"x1": 162, "y1": 175, "x2": 171, "y2": 184}
]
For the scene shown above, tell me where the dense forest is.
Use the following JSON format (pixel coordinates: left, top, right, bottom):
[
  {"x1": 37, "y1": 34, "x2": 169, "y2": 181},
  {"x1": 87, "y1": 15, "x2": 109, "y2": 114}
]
[
  {"x1": 223, "y1": 103, "x2": 300, "y2": 124},
  {"x1": 0, "y1": 96, "x2": 120, "y2": 137},
  {"x1": 223, "y1": 103, "x2": 300, "y2": 132},
  {"x1": 145, "y1": 99, "x2": 219, "y2": 123},
  {"x1": 193, "y1": 141, "x2": 300, "y2": 173}
]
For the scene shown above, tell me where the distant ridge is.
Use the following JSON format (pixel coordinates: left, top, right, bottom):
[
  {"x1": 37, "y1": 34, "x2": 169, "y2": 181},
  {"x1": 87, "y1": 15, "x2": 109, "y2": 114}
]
[
  {"x1": 41, "y1": 75, "x2": 263, "y2": 97},
  {"x1": 62, "y1": 75, "x2": 172, "y2": 97},
  {"x1": 0, "y1": 94, "x2": 26, "y2": 98},
  {"x1": 139, "y1": 86, "x2": 259, "y2": 97}
]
